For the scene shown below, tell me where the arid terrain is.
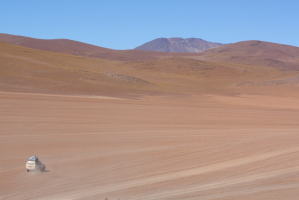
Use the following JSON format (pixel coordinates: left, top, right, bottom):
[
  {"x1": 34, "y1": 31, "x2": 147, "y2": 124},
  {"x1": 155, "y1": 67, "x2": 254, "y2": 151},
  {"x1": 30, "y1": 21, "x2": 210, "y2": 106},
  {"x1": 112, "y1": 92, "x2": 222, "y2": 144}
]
[{"x1": 1, "y1": 35, "x2": 299, "y2": 200}]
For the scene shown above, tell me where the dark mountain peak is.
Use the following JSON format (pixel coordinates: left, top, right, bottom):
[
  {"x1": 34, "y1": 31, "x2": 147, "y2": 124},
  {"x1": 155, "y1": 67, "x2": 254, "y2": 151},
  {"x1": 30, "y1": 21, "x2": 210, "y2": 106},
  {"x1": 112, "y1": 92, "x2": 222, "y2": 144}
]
[{"x1": 135, "y1": 37, "x2": 225, "y2": 53}]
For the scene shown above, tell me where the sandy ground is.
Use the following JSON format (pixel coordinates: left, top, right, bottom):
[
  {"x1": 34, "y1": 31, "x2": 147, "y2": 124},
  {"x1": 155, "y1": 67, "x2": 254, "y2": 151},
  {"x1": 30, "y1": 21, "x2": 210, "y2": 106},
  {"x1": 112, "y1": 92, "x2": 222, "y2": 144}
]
[{"x1": 1, "y1": 92, "x2": 299, "y2": 200}]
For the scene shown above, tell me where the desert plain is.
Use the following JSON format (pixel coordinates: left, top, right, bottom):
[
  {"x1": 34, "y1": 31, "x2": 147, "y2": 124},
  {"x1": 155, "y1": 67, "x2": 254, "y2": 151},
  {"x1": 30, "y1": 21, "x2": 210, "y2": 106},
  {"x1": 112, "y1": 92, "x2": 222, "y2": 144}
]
[{"x1": 1, "y1": 34, "x2": 299, "y2": 200}]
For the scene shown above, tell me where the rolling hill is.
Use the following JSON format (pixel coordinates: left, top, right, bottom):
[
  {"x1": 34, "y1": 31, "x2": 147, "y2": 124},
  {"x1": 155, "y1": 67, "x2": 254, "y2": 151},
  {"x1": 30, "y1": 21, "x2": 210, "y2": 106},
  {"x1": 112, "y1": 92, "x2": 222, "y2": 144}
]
[
  {"x1": 0, "y1": 33, "x2": 194, "y2": 61},
  {"x1": 190, "y1": 40, "x2": 299, "y2": 71},
  {"x1": 1, "y1": 38, "x2": 299, "y2": 97}
]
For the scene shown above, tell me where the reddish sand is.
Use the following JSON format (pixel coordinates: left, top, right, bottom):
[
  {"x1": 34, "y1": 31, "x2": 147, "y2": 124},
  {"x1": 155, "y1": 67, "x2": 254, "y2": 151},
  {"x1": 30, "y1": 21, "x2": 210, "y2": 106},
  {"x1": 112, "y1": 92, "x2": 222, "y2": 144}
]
[{"x1": 1, "y1": 92, "x2": 299, "y2": 200}]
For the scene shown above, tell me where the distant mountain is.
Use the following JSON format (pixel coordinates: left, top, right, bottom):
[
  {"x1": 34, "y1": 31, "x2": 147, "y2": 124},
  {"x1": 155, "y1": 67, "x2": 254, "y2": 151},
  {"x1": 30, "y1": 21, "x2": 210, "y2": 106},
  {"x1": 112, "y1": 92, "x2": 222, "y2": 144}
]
[
  {"x1": 135, "y1": 37, "x2": 226, "y2": 53},
  {"x1": 2, "y1": 33, "x2": 299, "y2": 71}
]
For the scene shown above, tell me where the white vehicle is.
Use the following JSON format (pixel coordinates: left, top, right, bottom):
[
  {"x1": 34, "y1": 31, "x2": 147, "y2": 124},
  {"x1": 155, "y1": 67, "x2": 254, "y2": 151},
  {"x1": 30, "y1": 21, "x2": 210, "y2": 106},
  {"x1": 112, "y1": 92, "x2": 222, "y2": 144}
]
[{"x1": 26, "y1": 156, "x2": 46, "y2": 172}]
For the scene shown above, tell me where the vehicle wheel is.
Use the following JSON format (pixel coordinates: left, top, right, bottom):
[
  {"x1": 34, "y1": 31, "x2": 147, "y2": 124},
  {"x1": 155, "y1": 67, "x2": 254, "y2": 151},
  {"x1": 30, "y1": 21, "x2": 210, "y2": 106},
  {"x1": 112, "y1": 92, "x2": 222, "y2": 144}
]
[{"x1": 26, "y1": 169, "x2": 29, "y2": 172}]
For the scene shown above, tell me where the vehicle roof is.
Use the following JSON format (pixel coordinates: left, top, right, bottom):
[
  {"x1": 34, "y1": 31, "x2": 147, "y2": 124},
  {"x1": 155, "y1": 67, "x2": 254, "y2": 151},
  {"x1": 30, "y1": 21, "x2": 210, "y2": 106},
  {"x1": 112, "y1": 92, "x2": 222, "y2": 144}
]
[{"x1": 28, "y1": 156, "x2": 38, "y2": 161}]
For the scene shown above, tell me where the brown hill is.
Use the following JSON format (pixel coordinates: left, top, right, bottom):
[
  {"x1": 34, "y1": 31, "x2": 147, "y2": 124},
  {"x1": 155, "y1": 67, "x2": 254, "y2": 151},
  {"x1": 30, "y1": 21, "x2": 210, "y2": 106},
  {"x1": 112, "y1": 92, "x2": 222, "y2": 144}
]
[
  {"x1": 188, "y1": 40, "x2": 299, "y2": 71},
  {"x1": 0, "y1": 33, "x2": 193, "y2": 61},
  {"x1": 3, "y1": 34, "x2": 299, "y2": 71},
  {"x1": 0, "y1": 41, "x2": 204, "y2": 96},
  {"x1": 1, "y1": 39, "x2": 299, "y2": 97}
]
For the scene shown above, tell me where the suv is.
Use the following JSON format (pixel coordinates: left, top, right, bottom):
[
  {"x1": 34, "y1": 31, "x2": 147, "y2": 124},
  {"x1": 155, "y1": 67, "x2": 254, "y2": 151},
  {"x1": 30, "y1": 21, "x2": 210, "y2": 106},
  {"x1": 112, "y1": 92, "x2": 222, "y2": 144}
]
[{"x1": 26, "y1": 156, "x2": 46, "y2": 172}]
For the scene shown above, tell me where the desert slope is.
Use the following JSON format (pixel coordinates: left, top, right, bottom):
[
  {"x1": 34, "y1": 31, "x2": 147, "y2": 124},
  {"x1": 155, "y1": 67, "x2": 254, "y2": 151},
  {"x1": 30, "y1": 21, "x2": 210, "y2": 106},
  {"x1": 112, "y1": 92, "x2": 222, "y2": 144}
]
[
  {"x1": 0, "y1": 41, "x2": 200, "y2": 96},
  {"x1": 2, "y1": 41, "x2": 299, "y2": 97}
]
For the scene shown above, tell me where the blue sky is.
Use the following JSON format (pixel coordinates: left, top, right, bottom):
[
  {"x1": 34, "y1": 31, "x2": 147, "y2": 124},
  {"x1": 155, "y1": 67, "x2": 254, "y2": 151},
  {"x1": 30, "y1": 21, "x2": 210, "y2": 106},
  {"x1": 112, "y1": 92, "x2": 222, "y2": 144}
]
[{"x1": 1, "y1": 0, "x2": 299, "y2": 50}]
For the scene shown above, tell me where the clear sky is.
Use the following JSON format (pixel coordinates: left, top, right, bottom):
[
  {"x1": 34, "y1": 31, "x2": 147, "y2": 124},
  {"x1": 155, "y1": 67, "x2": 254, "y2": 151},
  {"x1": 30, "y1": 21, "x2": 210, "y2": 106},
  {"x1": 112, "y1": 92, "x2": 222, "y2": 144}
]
[{"x1": 1, "y1": 0, "x2": 299, "y2": 50}]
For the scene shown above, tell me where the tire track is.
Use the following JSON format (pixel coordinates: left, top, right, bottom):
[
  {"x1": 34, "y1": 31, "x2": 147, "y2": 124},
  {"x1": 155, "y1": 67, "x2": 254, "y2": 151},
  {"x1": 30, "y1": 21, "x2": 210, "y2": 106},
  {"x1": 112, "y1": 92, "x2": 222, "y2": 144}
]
[
  {"x1": 42, "y1": 146, "x2": 299, "y2": 200},
  {"x1": 138, "y1": 167, "x2": 299, "y2": 200}
]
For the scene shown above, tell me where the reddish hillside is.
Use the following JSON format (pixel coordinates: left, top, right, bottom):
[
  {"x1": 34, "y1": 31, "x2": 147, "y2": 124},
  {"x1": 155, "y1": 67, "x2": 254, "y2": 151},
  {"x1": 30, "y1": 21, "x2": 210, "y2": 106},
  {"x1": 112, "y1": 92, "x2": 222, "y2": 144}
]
[
  {"x1": 0, "y1": 33, "x2": 110, "y2": 52},
  {"x1": 188, "y1": 40, "x2": 299, "y2": 71},
  {"x1": 0, "y1": 41, "x2": 234, "y2": 96},
  {"x1": 2, "y1": 40, "x2": 298, "y2": 97},
  {"x1": 0, "y1": 33, "x2": 193, "y2": 61}
]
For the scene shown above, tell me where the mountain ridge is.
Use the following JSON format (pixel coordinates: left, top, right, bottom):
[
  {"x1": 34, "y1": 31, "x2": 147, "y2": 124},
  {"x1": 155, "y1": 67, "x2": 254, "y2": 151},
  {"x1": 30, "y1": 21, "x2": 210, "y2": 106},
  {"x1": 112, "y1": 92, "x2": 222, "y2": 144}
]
[
  {"x1": 135, "y1": 37, "x2": 226, "y2": 53},
  {"x1": 188, "y1": 40, "x2": 299, "y2": 71},
  {"x1": 0, "y1": 33, "x2": 195, "y2": 61},
  {"x1": 1, "y1": 40, "x2": 299, "y2": 97}
]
